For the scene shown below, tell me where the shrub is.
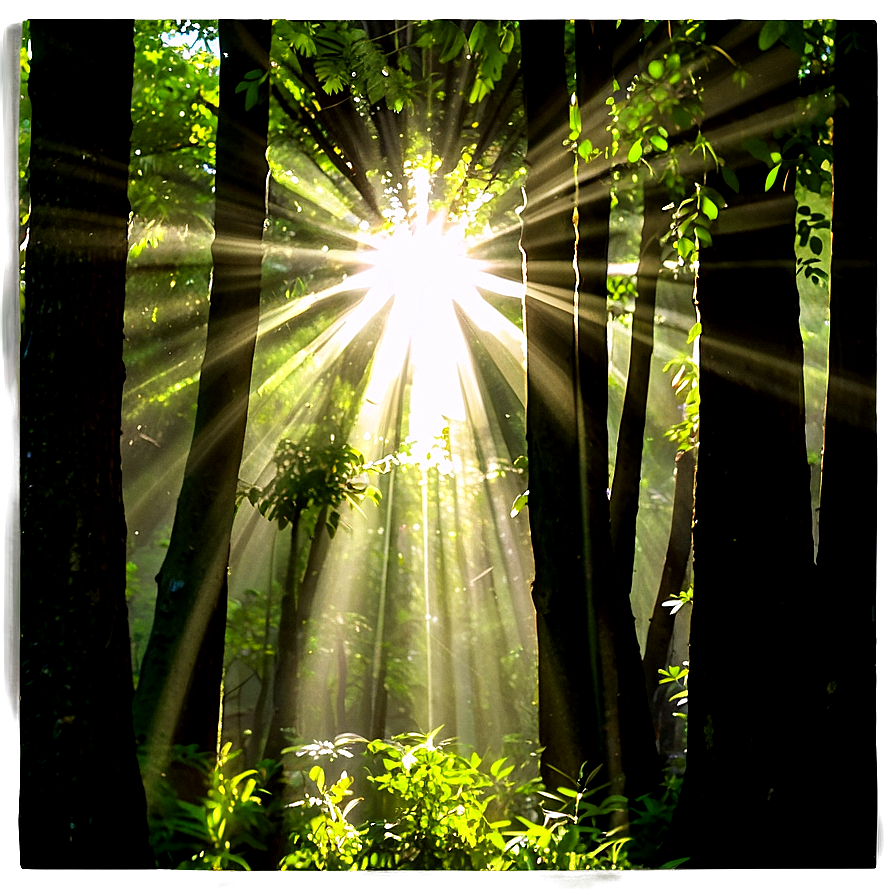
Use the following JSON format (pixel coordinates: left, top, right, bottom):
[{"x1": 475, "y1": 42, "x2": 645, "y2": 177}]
[{"x1": 148, "y1": 742, "x2": 275, "y2": 869}]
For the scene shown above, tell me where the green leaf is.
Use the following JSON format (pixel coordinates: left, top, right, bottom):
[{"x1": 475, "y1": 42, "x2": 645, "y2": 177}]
[
  {"x1": 500, "y1": 29, "x2": 514, "y2": 54},
  {"x1": 510, "y1": 490, "x2": 529, "y2": 518},
  {"x1": 577, "y1": 138, "x2": 593, "y2": 159},
  {"x1": 650, "y1": 134, "x2": 668, "y2": 151},
  {"x1": 758, "y1": 21, "x2": 786, "y2": 51},
  {"x1": 700, "y1": 195, "x2": 719, "y2": 220},
  {"x1": 627, "y1": 139, "x2": 643, "y2": 163},
  {"x1": 245, "y1": 83, "x2": 258, "y2": 111},
  {"x1": 687, "y1": 321, "x2": 702, "y2": 344},
  {"x1": 765, "y1": 163, "x2": 781, "y2": 192},
  {"x1": 671, "y1": 107, "x2": 692, "y2": 129},
  {"x1": 440, "y1": 27, "x2": 466, "y2": 63},
  {"x1": 694, "y1": 225, "x2": 712, "y2": 245},
  {"x1": 648, "y1": 59, "x2": 664, "y2": 79},
  {"x1": 309, "y1": 765, "x2": 325, "y2": 792},
  {"x1": 569, "y1": 101, "x2": 582, "y2": 137},
  {"x1": 743, "y1": 136, "x2": 773, "y2": 166},
  {"x1": 660, "y1": 857, "x2": 691, "y2": 869},
  {"x1": 469, "y1": 21, "x2": 487, "y2": 52},
  {"x1": 721, "y1": 166, "x2": 740, "y2": 192},
  {"x1": 676, "y1": 236, "x2": 695, "y2": 259}
]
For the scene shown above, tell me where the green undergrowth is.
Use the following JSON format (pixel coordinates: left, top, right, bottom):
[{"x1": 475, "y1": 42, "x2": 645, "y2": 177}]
[{"x1": 148, "y1": 730, "x2": 688, "y2": 870}]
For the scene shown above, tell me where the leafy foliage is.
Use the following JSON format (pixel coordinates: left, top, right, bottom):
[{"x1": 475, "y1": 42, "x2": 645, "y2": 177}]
[
  {"x1": 658, "y1": 663, "x2": 690, "y2": 712},
  {"x1": 149, "y1": 743, "x2": 276, "y2": 869},
  {"x1": 282, "y1": 731, "x2": 636, "y2": 871},
  {"x1": 662, "y1": 325, "x2": 701, "y2": 452},
  {"x1": 244, "y1": 438, "x2": 388, "y2": 536}
]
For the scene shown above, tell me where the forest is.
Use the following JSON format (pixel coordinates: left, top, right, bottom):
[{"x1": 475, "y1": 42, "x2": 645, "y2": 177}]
[{"x1": 14, "y1": 18, "x2": 879, "y2": 872}]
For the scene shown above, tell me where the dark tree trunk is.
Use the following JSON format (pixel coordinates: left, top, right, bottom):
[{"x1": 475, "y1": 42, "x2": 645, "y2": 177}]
[
  {"x1": 674, "y1": 28, "x2": 819, "y2": 867},
  {"x1": 263, "y1": 505, "x2": 306, "y2": 763},
  {"x1": 642, "y1": 447, "x2": 696, "y2": 715},
  {"x1": 520, "y1": 20, "x2": 596, "y2": 790},
  {"x1": 602, "y1": 179, "x2": 668, "y2": 801},
  {"x1": 132, "y1": 20, "x2": 272, "y2": 801},
  {"x1": 609, "y1": 183, "x2": 663, "y2": 593},
  {"x1": 19, "y1": 20, "x2": 152, "y2": 868},
  {"x1": 814, "y1": 20, "x2": 878, "y2": 868},
  {"x1": 576, "y1": 20, "x2": 661, "y2": 804},
  {"x1": 263, "y1": 500, "x2": 336, "y2": 761}
]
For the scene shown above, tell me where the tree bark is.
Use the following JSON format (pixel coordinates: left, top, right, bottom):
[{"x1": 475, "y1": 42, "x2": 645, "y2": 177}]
[
  {"x1": 20, "y1": 19, "x2": 152, "y2": 868},
  {"x1": 814, "y1": 20, "x2": 878, "y2": 868},
  {"x1": 132, "y1": 20, "x2": 272, "y2": 800},
  {"x1": 675, "y1": 26, "x2": 818, "y2": 867},
  {"x1": 520, "y1": 20, "x2": 596, "y2": 790},
  {"x1": 642, "y1": 447, "x2": 696, "y2": 711}
]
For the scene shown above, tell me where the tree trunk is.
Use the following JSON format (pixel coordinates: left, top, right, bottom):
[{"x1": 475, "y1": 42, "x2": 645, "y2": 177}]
[
  {"x1": 642, "y1": 447, "x2": 696, "y2": 715},
  {"x1": 132, "y1": 20, "x2": 272, "y2": 800},
  {"x1": 520, "y1": 20, "x2": 596, "y2": 790},
  {"x1": 675, "y1": 28, "x2": 818, "y2": 866},
  {"x1": 263, "y1": 505, "x2": 306, "y2": 762},
  {"x1": 20, "y1": 19, "x2": 153, "y2": 868},
  {"x1": 814, "y1": 20, "x2": 878, "y2": 868}
]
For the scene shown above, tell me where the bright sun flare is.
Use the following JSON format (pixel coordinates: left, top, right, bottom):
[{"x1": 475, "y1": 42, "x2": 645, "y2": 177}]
[{"x1": 358, "y1": 169, "x2": 490, "y2": 465}]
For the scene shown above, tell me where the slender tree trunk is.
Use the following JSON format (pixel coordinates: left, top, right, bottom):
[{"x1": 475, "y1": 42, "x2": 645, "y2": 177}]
[
  {"x1": 814, "y1": 20, "x2": 878, "y2": 868},
  {"x1": 263, "y1": 505, "x2": 305, "y2": 762},
  {"x1": 609, "y1": 183, "x2": 663, "y2": 590},
  {"x1": 20, "y1": 20, "x2": 153, "y2": 868},
  {"x1": 520, "y1": 20, "x2": 596, "y2": 790},
  {"x1": 132, "y1": 20, "x2": 272, "y2": 800},
  {"x1": 642, "y1": 447, "x2": 696, "y2": 713}
]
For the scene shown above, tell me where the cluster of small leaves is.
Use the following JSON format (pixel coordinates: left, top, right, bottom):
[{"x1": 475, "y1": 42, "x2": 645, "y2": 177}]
[
  {"x1": 741, "y1": 130, "x2": 833, "y2": 287},
  {"x1": 156, "y1": 732, "x2": 655, "y2": 870},
  {"x1": 607, "y1": 51, "x2": 693, "y2": 169},
  {"x1": 360, "y1": 728, "x2": 510, "y2": 869},
  {"x1": 351, "y1": 29, "x2": 419, "y2": 113},
  {"x1": 627, "y1": 774, "x2": 687, "y2": 868},
  {"x1": 758, "y1": 19, "x2": 836, "y2": 80},
  {"x1": 128, "y1": 21, "x2": 220, "y2": 237},
  {"x1": 149, "y1": 743, "x2": 275, "y2": 870},
  {"x1": 235, "y1": 67, "x2": 269, "y2": 111},
  {"x1": 607, "y1": 274, "x2": 639, "y2": 321},
  {"x1": 418, "y1": 21, "x2": 516, "y2": 105},
  {"x1": 358, "y1": 731, "x2": 632, "y2": 870},
  {"x1": 319, "y1": 20, "x2": 517, "y2": 112},
  {"x1": 245, "y1": 438, "x2": 384, "y2": 537},
  {"x1": 498, "y1": 766, "x2": 632, "y2": 870},
  {"x1": 669, "y1": 183, "x2": 726, "y2": 266},
  {"x1": 743, "y1": 132, "x2": 831, "y2": 198},
  {"x1": 662, "y1": 325, "x2": 700, "y2": 451},
  {"x1": 593, "y1": 22, "x2": 731, "y2": 201},
  {"x1": 753, "y1": 22, "x2": 836, "y2": 195},
  {"x1": 465, "y1": 21, "x2": 516, "y2": 104},
  {"x1": 658, "y1": 663, "x2": 690, "y2": 716},
  {"x1": 281, "y1": 751, "x2": 366, "y2": 870}
]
